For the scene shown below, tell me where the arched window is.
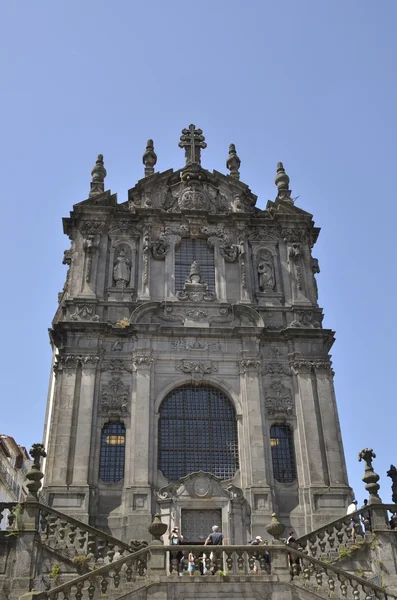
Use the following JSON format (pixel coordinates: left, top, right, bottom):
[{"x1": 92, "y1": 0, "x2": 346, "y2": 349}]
[
  {"x1": 158, "y1": 385, "x2": 239, "y2": 481},
  {"x1": 270, "y1": 425, "x2": 296, "y2": 483},
  {"x1": 99, "y1": 421, "x2": 126, "y2": 483},
  {"x1": 175, "y1": 239, "x2": 215, "y2": 291}
]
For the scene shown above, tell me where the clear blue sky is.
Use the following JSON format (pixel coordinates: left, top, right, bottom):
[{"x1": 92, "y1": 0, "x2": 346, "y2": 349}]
[{"x1": 1, "y1": 1, "x2": 396, "y2": 506}]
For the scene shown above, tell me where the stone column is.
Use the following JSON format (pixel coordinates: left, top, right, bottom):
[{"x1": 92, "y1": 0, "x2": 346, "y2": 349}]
[
  {"x1": 132, "y1": 353, "x2": 154, "y2": 483},
  {"x1": 239, "y1": 357, "x2": 267, "y2": 488},
  {"x1": 214, "y1": 247, "x2": 227, "y2": 302},
  {"x1": 293, "y1": 362, "x2": 329, "y2": 487},
  {"x1": 47, "y1": 357, "x2": 79, "y2": 485},
  {"x1": 72, "y1": 356, "x2": 99, "y2": 485},
  {"x1": 314, "y1": 362, "x2": 349, "y2": 486}
]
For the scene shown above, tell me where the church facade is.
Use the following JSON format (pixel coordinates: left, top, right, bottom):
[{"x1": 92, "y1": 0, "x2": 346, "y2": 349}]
[{"x1": 43, "y1": 125, "x2": 351, "y2": 544}]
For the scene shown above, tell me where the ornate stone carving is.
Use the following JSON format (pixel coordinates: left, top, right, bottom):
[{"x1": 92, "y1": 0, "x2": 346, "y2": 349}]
[
  {"x1": 178, "y1": 183, "x2": 208, "y2": 211},
  {"x1": 171, "y1": 340, "x2": 222, "y2": 352},
  {"x1": 101, "y1": 359, "x2": 132, "y2": 373},
  {"x1": 176, "y1": 360, "x2": 217, "y2": 383},
  {"x1": 111, "y1": 340, "x2": 124, "y2": 351},
  {"x1": 151, "y1": 231, "x2": 170, "y2": 259},
  {"x1": 156, "y1": 471, "x2": 241, "y2": 501},
  {"x1": 359, "y1": 448, "x2": 382, "y2": 504},
  {"x1": 155, "y1": 305, "x2": 184, "y2": 323},
  {"x1": 289, "y1": 310, "x2": 321, "y2": 329},
  {"x1": 80, "y1": 221, "x2": 105, "y2": 236},
  {"x1": 113, "y1": 246, "x2": 131, "y2": 288},
  {"x1": 262, "y1": 362, "x2": 291, "y2": 376},
  {"x1": 176, "y1": 261, "x2": 216, "y2": 302},
  {"x1": 54, "y1": 354, "x2": 100, "y2": 374},
  {"x1": 291, "y1": 359, "x2": 333, "y2": 375},
  {"x1": 311, "y1": 257, "x2": 320, "y2": 303},
  {"x1": 108, "y1": 220, "x2": 140, "y2": 236},
  {"x1": 265, "y1": 380, "x2": 293, "y2": 415},
  {"x1": 226, "y1": 143, "x2": 241, "y2": 180},
  {"x1": 209, "y1": 306, "x2": 234, "y2": 324},
  {"x1": 142, "y1": 139, "x2": 157, "y2": 177},
  {"x1": 83, "y1": 235, "x2": 100, "y2": 282},
  {"x1": 101, "y1": 377, "x2": 130, "y2": 413},
  {"x1": 186, "y1": 308, "x2": 207, "y2": 321},
  {"x1": 248, "y1": 226, "x2": 279, "y2": 242},
  {"x1": 70, "y1": 304, "x2": 99, "y2": 322},
  {"x1": 178, "y1": 124, "x2": 207, "y2": 166},
  {"x1": 257, "y1": 249, "x2": 275, "y2": 291},
  {"x1": 240, "y1": 357, "x2": 261, "y2": 373},
  {"x1": 142, "y1": 226, "x2": 150, "y2": 285},
  {"x1": 269, "y1": 346, "x2": 280, "y2": 358},
  {"x1": 387, "y1": 465, "x2": 397, "y2": 504},
  {"x1": 213, "y1": 191, "x2": 229, "y2": 213},
  {"x1": 204, "y1": 228, "x2": 238, "y2": 262},
  {"x1": 133, "y1": 354, "x2": 153, "y2": 368},
  {"x1": 62, "y1": 245, "x2": 74, "y2": 295},
  {"x1": 282, "y1": 228, "x2": 306, "y2": 243}
]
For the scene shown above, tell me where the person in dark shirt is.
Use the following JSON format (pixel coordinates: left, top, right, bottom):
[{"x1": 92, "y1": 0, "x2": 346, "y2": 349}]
[
  {"x1": 204, "y1": 525, "x2": 224, "y2": 574},
  {"x1": 287, "y1": 531, "x2": 301, "y2": 579}
]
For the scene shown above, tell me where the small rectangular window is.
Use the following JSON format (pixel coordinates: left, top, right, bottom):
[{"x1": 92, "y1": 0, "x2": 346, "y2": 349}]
[{"x1": 175, "y1": 239, "x2": 215, "y2": 291}]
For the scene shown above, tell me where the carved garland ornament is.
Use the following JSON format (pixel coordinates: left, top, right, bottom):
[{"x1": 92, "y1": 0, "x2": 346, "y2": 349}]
[
  {"x1": 262, "y1": 363, "x2": 291, "y2": 376},
  {"x1": 265, "y1": 380, "x2": 293, "y2": 415},
  {"x1": 70, "y1": 304, "x2": 99, "y2": 322},
  {"x1": 240, "y1": 357, "x2": 261, "y2": 373},
  {"x1": 176, "y1": 360, "x2": 217, "y2": 384},
  {"x1": 101, "y1": 377, "x2": 130, "y2": 413}
]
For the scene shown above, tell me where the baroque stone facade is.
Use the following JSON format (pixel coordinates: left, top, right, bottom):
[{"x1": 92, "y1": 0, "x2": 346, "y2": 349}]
[{"x1": 43, "y1": 125, "x2": 351, "y2": 543}]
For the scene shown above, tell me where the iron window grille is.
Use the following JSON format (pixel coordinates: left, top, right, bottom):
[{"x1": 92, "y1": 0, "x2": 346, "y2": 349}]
[
  {"x1": 270, "y1": 424, "x2": 297, "y2": 483},
  {"x1": 175, "y1": 239, "x2": 215, "y2": 291},
  {"x1": 99, "y1": 421, "x2": 126, "y2": 483},
  {"x1": 158, "y1": 385, "x2": 239, "y2": 481}
]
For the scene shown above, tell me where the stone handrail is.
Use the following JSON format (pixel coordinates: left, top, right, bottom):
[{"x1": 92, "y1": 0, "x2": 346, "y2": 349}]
[
  {"x1": 32, "y1": 543, "x2": 395, "y2": 600},
  {"x1": 289, "y1": 546, "x2": 393, "y2": 600},
  {"x1": 296, "y1": 504, "x2": 397, "y2": 562},
  {"x1": 36, "y1": 503, "x2": 148, "y2": 567}
]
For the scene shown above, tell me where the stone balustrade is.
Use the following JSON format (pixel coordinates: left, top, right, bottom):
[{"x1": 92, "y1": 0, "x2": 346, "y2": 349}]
[
  {"x1": 297, "y1": 504, "x2": 397, "y2": 562},
  {"x1": 30, "y1": 544, "x2": 394, "y2": 600},
  {"x1": 0, "y1": 502, "x2": 18, "y2": 529}
]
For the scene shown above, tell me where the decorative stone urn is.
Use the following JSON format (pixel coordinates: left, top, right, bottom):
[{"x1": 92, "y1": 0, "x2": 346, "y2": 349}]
[
  {"x1": 148, "y1": 513, "x2": 167, "y2": 544},
  {"x1": 26, "y1": 443, "x2": 47, "y2": 500},
  {"x1": 266, "y1": 513, "x2": 285, "y2": 541}
]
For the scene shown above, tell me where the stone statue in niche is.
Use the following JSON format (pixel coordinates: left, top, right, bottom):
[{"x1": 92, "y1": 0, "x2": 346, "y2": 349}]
[
  {"x1": 257, "y1": 250, "x2": 275, "y2": 291},
  {"x1": 113, "y1": 248, "x2": 131, "y2": 288}
]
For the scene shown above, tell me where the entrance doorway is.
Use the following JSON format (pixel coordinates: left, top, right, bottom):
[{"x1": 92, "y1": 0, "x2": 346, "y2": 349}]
[{"x1": 181, "y1": 509, "x2": 222, "y2": 543}]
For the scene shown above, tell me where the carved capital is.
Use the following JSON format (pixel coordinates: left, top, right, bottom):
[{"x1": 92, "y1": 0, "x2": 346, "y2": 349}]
[
  {"x1": 80, "y1": 220, "x2": 105, "y2": 236},
  {"x1": 101, "y1": 359, "x2": 132, "y2": 373},
  {"x1": 240, "y1": 357, "x2": 261, "y2": 373},
  {"x1": 133, "y1": 354, "x2": 154, "y2": 368},
  {"x1": 262, "y1": 362, "x2": 291, "y2": 376}
]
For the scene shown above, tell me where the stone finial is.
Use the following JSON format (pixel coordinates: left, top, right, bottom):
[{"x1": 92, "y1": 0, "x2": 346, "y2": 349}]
[
  {"x1": 179, "y1": 124, "x2": 207, "y2": 166},
  {"x1": 142, "y1": 139, "x2": 157, "y2": 177},
  {"x1": 25, "y1": 443, "x2": 47, "y2": 500},
  {"x1": 387, "y1": 465, "x2": 397, "y2": 504},
  {"x1": 265, "y1": 512, "x2": 285, "y2": 540},
  {"x1": 89, "y1": 154, "x2": 107, "y2": 197},
  {"x1": 226, "y1": 143, "x2": 241, "y2": 180},
  {"x1": 148, "y1": 513, "x2": 167, "y2": 544},
  {"x1": 275, "y1": 162, "x2": 292, "y2": 202},
  {"x1": 358, "y1": 448, "x2": 382, "y2": 505}
]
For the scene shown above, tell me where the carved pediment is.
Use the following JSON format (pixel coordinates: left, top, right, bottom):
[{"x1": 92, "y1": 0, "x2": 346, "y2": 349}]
[{"x1": 156, "y1": 471, "x2": 243, "y2": 501}]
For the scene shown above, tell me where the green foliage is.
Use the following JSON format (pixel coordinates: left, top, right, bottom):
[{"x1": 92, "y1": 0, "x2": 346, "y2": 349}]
[
  {"x1": 338, "y1": 546, "x2": 351, "y2": 559},
  {"x1": 49, "y1": 564, "x2": 60, "y2": 579},
  {"x1": 350, "y1": 544, "x2": 361, "y2": 553},
  {"x1": 357, "y1": 566, "x2": 366, "y2": 579},
  {"x1": 215, "y1": 570, "x2": 226, "y2": 576},
  {"x1": 72, "y1": 553, "x2": 93, "y2": 571}
]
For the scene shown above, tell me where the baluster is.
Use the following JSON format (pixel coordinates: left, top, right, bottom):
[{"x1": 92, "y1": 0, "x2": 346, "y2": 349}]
[
  {"x1": 113, "y1": 565, "x2": 121, "y2": 587},
  {"x1": 303, "y1": 565, "x2": 311, "y2": 581},
  {"x1": 97, "y1": 539, "x2": 106, "y2": 566},
  {"x1": 58, "y1": 519, "x2": 68, "y2": 542},
  {"x1": 75, "y1": 581, "x2": 84, "y2": 600},
  {"x1": 327, "y1": 526, "x2": 335, "y2": 549},
  {"x1": 0, "y1": 506, "x2": 5, "y2": 526},
  {"x1": 308, "y1": 535, "x2": 317, "y2": 557},
  {"x1": 138, "y1": 554, "x2": 147, "y2": 576},
  {"x1": 68, "y1": 524, "x2": 77, "y2": 547},
  {"x1": 87, "y1": 533, "x2": 96, "y2": 556},
  {"x1": 7, "y1": 507, "x2": 15, "y2": 529},
  {"x1": 100, "y1": 576, "x2": 108, "y2": 595},
  {"x1": 107, "y1": 542, "x2": 115, "y2": 563},
  {"x1": 247, "y1": 549, "x2": 255, "y2": 573},
  {"x1": 236, "y1": 549, "x2": 244, "y2": 573},
  {"x1": 87, "y1": 579, "x2": 96, "y2": 600},
  {"x1": 225, "y1": 549, "x2": 234, "y2": 574},
  {"x1": 340, "y1": 582, "x2": 348, "y2": 597},
  {"x1": 328, "y1": 576, "x2": 335, "y2": 593},
  {"x1": 78, "y1": 529, "x2": 87, "y2": 550},
  {"x1": 63, "y1": 590, "x2": 70, "y2": 600},
  {"x1": 39, "y1": 509, "x2": 48, "y2": 534},
  {"x1": 315, "y1": 570, "x2": 323, "y2": 586},
  {"x1": 126, "y1": 563, "x2": 133, "y2": 582},
  {"x1": 48, "y1": 516, "x2": 58, "y2": 540}
]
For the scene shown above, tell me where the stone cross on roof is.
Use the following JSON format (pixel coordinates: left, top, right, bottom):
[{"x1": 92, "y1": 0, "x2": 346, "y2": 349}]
[{"x1": 179, "y1": 124, "x2": 207, "y2": 166}]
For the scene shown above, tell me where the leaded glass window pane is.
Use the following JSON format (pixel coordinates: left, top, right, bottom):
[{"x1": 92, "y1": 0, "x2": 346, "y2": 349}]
[
  {"x1": 270, "y1": 425, "x2": 296, "y2": 483},
  {"x1": 158, "y1": 385, "x2": 239, "y2": 481},
  {"x1": 175, "y1": 239, "x2": 215, "y2": 291},
  {"x1": 99, "y1": 422, "x2": 126, "y2": 483}
]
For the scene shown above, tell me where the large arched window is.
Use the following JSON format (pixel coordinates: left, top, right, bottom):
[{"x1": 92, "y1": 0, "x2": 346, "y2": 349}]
[
  {"x1": 270, "y1": 424, "x2": 296, "y2": 483},
  {"x1": 175, "y1": 239, "x2": 215, "y2": 291},
  {"x1": 158, "y1": 385, "x2": 239, "y2": 481},
  {"x1": 99, "y1": 421, "x2": 126, "y2": 483}
]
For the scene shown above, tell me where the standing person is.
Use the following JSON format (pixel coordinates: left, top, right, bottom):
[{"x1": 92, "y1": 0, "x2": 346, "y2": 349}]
[
  {"x1": 287, "y1": 531, "x2": 300, "y2": 579},
  {"x1": 204, "y1": 525, "x2": 224, "y2": 574},
  {"x1": 361, "y1": 499, "x2": 371, "y2": 532},
  {"x1": 347, "y1": 500, "x2": 358, "y2": 542},
  {"x1": 169, "y1": 526, "x2": 184, "y2": 576},
  {"x1": 187, "y1": 551, "x2": 196, "y2": 577},
  {"x1": 249, "y1": 535, "x2": 263, "y2": 573}
]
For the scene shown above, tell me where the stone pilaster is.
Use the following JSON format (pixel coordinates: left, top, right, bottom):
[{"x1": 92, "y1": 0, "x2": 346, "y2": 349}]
[{"x1": 132, "y1": 353, "x2": 154, "y2": 483}]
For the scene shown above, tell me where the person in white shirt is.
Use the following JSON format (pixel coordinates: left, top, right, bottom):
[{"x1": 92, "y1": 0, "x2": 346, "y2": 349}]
[{"x1": 347, "y1": 500, "x2": 358, "y2": 541}]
